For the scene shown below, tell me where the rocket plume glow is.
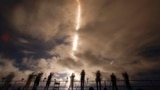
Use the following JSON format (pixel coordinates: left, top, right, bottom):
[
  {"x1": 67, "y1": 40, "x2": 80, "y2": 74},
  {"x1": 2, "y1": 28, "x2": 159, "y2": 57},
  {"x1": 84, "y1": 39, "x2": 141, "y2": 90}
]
[
  {"x1": 72, "y1": 0, "x2": 81, "y2": 54},
  {"x1": 73, "y1": 33, "x2": 79, "y2": 51},
  {"x1": 75, "y1": 0, "x2": 81, "y2": 31}
]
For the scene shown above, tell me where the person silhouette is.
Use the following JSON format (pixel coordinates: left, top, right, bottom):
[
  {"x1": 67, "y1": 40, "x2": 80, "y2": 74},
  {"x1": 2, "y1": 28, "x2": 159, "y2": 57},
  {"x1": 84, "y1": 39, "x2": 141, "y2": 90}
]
[
  {"x1": 23, "y1": 72, "x2": 36, "y2": 90},
  {"x1": 32, "y1": 72, "x2": 43, "y2": 90},
  {"x1": 122, "y1": 72, "x2": 132, "y2": 90},
  {"x1": 96, "y1": 70, "x2": 101, "y2": 90},
  {"x1": 110, "y1": 73, "x2": 118, "y2": 90},
  {"x1": 81, "y1": 69, "x2": 85, "y2": 90},
  {"x1": 68, "y1": 73, "x2": 75, "y2": 90},
  {"x1": 44, "y1": 73, "x2": 53, "y2": 90},
  {"x1": 3, "y1": 72, "x2": 15, "y2": 90}
]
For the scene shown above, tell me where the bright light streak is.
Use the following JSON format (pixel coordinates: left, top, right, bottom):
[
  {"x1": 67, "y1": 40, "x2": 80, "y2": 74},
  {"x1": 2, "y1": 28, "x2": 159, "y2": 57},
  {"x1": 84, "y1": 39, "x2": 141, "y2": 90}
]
[
  {"x1": 72, "y1": 33, "x2": 79, "y2": 51},
  {"x1": 71, "y1": 0, "x2": 81, "y2": 57},
  {"x1": 76, "y1": 0, "x2": 81, "y2": 30},
  {"x1": 110, "y1": 61, "x2": 114, "y2": 65}
]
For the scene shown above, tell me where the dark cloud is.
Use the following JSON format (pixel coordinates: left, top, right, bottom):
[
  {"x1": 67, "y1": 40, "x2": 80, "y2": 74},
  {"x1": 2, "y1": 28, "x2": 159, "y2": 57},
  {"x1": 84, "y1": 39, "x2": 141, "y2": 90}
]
[{"x1": 139, "y1": 45, "x2": 160, "y2": 59}]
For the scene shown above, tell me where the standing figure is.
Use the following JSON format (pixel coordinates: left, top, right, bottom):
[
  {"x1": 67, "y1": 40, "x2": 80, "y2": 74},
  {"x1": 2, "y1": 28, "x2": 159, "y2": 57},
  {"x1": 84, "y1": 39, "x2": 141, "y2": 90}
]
[
  {"x1": 122, "y1": 72, "x2": 132, "y2": 90},
  {"x1": 68, "y1": 73, "x2": 75, "y2": 90},
  {"x1": 110, "y1": 73, "x2": 118, "y2": 90},
  {"x1": 3, "y1": 72, "x2": 15, "y2": 90},
  {"x1": 80, "y1": 69, "x2": 85, "y2": 90},
  {"x1": 32, "y1": 72, "x2": 43, "y2": 90},
  {"x1": 23, "y1": 73, "x2": 36, "y2": 90},
  {"x1": 44, "y1": 73, "x2": 53, "y2": 90},
  {"x1": 95, "y1": 70, "x2": 101, "y2": 90}
]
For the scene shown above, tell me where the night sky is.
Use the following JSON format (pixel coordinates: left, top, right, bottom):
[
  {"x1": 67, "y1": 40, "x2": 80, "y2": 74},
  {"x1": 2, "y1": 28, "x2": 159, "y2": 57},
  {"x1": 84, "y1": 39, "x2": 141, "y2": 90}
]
[{"x1": 0, "y1": 0, "x2": 160, "y2": 81}]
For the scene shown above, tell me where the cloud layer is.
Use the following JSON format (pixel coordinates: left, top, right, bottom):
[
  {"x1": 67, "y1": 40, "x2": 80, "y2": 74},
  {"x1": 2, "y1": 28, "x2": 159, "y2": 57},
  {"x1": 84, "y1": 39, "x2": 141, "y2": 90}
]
[{"x1": 0, "y1": 0, "x2": 160, "y2": 80}]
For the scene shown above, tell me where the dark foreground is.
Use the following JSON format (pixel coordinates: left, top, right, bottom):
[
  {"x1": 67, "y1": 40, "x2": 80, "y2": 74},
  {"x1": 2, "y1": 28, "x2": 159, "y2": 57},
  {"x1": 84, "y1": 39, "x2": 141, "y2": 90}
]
[{"x1": 0, "y1": 80, "x2": 160, "y2": 90}]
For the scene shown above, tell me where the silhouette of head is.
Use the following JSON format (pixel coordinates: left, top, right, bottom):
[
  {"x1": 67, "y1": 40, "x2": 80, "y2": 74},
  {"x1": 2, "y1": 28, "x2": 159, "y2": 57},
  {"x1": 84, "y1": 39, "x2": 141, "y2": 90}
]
[
  {"x1": 98, "y1": 70, "x2": 100, "y2": 73},
  {"x1": 50, "y1": 73, "x2": 53, "y2": 76},
  {"x1": 71, "y1": 73, "x2": 75, "y2": 76},
  {"x1": 122, "y1": 72, "x2": 128, "y2": 77},
  {"x1": 122, "y1": 72, "x2": 125, "y2": 76},
  {"x1": 39, "y1": 72, "x2": 43, "y2": 76}
]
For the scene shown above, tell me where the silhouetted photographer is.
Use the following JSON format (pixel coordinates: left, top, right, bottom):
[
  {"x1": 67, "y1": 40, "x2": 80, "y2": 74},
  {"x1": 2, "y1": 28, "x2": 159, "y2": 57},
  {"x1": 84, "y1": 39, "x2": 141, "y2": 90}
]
[
  {"x1": 68, "y1": 73, "x2": 75, "y2": 90},
  {"x1": 111, "y1": 73, "x2": 118, "y2": 90},
  {"x1": 44, "y1": 73, "x2": 53, "y2": 90},
  {"x1": 23, "y1": 72, "x2": 36, "y2": 90},
  {"x1": 96, "y1": 70, "x2": 101, "y2": 90},
  {"x1": 32, "y1": 72, "x2": 43, "y2": 90},
  {"x1": 122, "y1": 72, "x2": 132, "y2": 90},
  {"x1": 81, "y1": 69, "x2": 85, "y2": 90}
]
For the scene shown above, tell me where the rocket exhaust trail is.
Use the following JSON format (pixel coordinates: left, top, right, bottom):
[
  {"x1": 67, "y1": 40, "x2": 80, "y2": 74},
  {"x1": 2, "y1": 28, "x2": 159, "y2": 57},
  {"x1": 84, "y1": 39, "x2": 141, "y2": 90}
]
[
  {"x1": 72, "y1": 0, "x2": 81, "y2": 57},
  {"x1": 73, "y1": 33, "x2": 79, "y2": 51},
  {"x1": 75, "y1": 0, "x2": 81, "y2": 31}
]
